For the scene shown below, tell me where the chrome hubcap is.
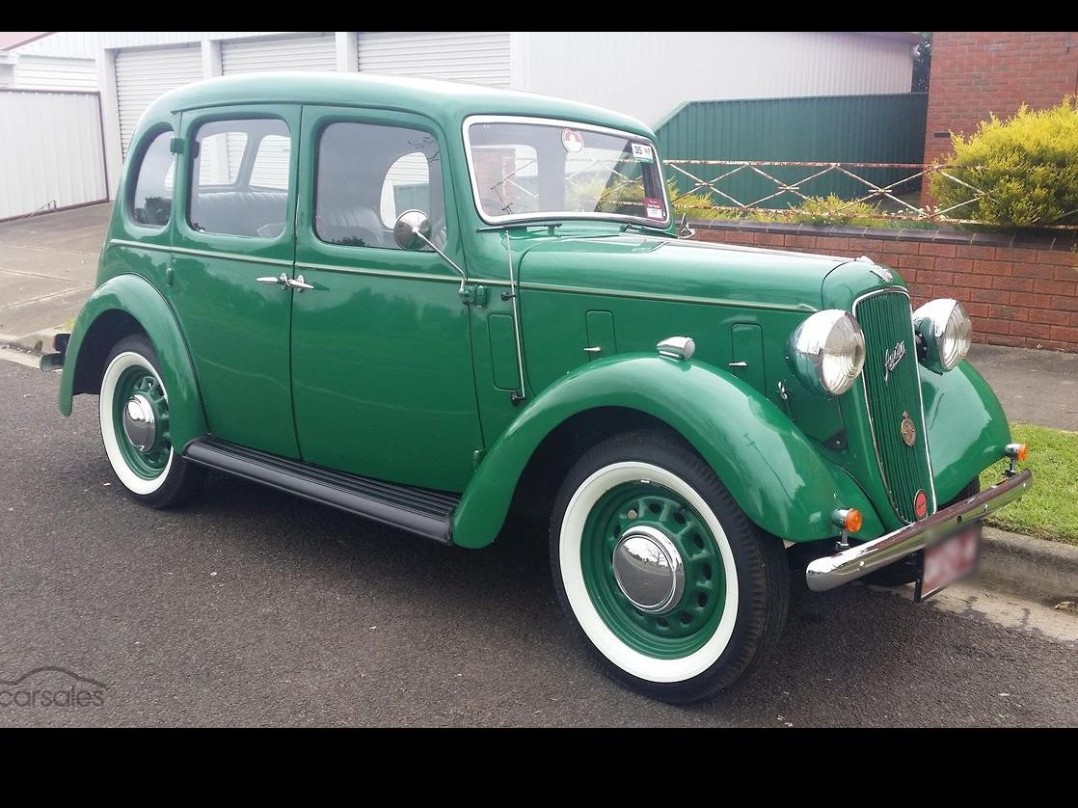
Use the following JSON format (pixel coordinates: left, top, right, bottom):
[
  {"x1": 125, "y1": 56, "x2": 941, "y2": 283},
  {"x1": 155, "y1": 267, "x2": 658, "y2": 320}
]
[
  {"x1": 122, "y1": 393, "x2": 157, "y2": 452},
  {"x1": 611, "y1": 525, "x2": 685, "y2": 614}
]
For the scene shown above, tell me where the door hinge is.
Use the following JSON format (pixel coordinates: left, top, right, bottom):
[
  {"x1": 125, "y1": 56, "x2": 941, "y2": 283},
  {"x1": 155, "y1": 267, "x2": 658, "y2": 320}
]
[
  {"x1": 459, "y1": 284, "x2": 488, "y2": 307},
  {"x1": 472, "y1": 448, "x2": 486, "y2": 468}
]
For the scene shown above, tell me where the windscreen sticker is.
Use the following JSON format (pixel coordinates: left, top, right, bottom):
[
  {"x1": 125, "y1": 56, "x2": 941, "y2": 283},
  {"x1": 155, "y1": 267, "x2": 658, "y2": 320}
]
[
  {"x1": 644, "y1": 197, "x2": 665, "y2": 220},
  {"x1": 561, "y1": 128, "x2": 584, "y2": 153},
  {"x1": 631, "y1": 142, "x2": 655, "y2": 162}
]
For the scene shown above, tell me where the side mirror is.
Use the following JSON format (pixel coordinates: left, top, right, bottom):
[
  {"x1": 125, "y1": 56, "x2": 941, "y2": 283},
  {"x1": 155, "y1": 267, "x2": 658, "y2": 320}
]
[
  {"x1": 392, "y1": 209, "x2": 467, "y2": 294},
  {"x1": 393, "y1": 209, "x2": 433, "y2": 251}
]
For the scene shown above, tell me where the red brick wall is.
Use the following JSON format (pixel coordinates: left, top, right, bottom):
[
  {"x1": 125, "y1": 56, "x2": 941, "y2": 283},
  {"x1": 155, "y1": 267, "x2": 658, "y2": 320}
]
[
  {"x1": 691, "y1": 225, "x2": 1078, "y2": 352},
  {"x1": 923, "y1": 31, "x2": 1078, "y2": 170}
]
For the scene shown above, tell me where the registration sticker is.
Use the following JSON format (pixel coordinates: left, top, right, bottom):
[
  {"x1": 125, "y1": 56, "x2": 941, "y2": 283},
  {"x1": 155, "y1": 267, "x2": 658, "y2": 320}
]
[
  {"x1": 561, "y1": 128, "x2": 584, "y2": 153},
  {"x1": 631, "y1": 142, "x2": 654, "y2": 162},
  {"x1": 643, "y1": 197, "x2": 665, "y2": 220}
]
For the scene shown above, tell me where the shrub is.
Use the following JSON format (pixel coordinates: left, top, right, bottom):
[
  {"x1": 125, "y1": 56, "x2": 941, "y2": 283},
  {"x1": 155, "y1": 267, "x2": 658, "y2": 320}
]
[
  {"x1": 929, "y1": 97, "x2": 1078, "y2": 227},
  {"x1": 666, "y1": 180, "x2": 740, "y2": 220},
  {"x1": 781, "y1": 193, "x2": 884, "y2": 226}
]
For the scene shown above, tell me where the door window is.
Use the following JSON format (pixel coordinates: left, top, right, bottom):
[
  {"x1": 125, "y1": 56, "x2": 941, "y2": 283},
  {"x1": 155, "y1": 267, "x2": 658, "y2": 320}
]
[
  {"x1": 315, "y1": 122, "x2": 444, "y2": 250},
  {"x1": 188, "y1": 118, "x2": 291, "y2": 238}
]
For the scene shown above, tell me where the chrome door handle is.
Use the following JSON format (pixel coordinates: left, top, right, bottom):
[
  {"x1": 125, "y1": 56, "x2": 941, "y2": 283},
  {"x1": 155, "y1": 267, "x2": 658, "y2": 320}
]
[
  {"x1": 287, "y1": 274, "x2": 315, "y2": 292},
  {"x1": 256, "y1": 273, "x2": 289, "y2": 288}
]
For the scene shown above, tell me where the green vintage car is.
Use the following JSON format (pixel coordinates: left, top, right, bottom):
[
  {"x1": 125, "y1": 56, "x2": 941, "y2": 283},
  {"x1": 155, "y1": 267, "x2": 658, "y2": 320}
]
[{"x1": 45, "y1": 72, "x2": 1032, "y2": 703}]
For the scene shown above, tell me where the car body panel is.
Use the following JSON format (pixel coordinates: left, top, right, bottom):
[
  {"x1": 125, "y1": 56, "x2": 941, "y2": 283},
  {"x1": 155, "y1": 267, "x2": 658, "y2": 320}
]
[
  {"x1": 452, "y1": 353, "x2": 884, "y2": 548},
  {"x1": 59, "y1": 273, "x2": 207, "y2": 448}
]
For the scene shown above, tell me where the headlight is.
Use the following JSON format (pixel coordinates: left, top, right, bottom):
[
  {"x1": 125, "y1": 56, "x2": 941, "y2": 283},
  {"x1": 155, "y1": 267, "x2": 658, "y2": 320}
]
[
  {"x1": 913, "y1": 298, "x2": 972, "y2": 373},
  {"x1": 787, "y1": 310, "x2": 866, "y2": 397}
]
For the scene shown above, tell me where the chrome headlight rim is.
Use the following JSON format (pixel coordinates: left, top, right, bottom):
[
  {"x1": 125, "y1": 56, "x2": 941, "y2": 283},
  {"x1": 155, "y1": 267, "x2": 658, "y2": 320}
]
[
  {"x1": 787, "y1": 309, "x2": 867, "y2": 397},
  {"x1": 913, "y1": 298, "x2": 972, "y2": 374}
]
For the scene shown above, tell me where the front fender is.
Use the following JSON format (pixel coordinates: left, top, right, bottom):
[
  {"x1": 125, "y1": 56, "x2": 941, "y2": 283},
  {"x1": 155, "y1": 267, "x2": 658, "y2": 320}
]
[
  {"x1": 452, "y1": 354, "x2": 881, "y2": 548},
  {"x1": 59, "y1": 274, "x2": 207, "y2": 448},
  {"x1": 922, "y1": 360, "x2": 1013, "y2": 503}
]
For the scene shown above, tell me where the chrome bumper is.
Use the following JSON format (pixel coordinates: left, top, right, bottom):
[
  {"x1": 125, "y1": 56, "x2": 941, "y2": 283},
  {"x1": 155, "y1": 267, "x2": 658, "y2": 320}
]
[{"x1": 805, "y1": 469, "x2": 1032, "y2": 592}]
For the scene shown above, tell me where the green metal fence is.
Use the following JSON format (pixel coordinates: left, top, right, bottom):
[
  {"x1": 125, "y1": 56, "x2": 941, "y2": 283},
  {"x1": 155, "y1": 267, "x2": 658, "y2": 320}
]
[{"x1": 656, "y1": 93, "x2": 929, "y2": 208}]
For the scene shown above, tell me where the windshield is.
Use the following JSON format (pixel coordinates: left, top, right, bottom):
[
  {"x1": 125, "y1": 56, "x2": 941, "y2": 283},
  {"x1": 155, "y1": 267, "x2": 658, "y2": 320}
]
[{"x1": 464, "y1": 116, "x2": 669, "y2": 227}]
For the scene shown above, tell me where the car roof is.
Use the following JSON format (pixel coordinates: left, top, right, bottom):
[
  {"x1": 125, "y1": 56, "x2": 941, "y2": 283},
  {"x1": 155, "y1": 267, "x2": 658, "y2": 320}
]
[{"x1": 142, "y1": 71, "x2": 655, "y2": 139}]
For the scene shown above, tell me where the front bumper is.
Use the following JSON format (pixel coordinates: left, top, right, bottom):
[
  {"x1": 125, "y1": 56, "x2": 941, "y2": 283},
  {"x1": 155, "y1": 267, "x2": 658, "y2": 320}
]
[{"x1": 806, "y1": 469, "x2": 1032, "y2": 592}]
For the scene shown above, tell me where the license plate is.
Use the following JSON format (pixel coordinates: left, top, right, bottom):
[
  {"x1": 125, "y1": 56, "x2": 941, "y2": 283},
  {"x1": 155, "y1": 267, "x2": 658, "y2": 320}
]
[{"x1": 915, "y1": 523, "x2": 982, "y2": 602}]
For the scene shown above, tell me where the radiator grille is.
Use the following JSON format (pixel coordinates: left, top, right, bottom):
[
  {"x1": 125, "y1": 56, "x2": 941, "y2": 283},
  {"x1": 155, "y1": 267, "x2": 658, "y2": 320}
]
[{"x1": 854, "y1": 291, "x2": 935, "y2": 522}]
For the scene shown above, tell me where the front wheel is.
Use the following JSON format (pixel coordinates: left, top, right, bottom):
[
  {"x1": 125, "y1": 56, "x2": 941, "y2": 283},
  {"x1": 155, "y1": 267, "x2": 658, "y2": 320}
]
[
  {"x1": 99, "y1": 334, "x2": 206, "y2": 509},
  {"x1": 549, "y1": 430, "x2": 789, "y2": 704}
]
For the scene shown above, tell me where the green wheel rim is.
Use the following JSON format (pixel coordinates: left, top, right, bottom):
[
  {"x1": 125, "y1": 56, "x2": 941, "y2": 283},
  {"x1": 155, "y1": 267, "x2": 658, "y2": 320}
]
[
  {"x1": 112, "y1": 366, "x2": 171, "y2": 480},
  {"x1": 580, "y1": 481, "x2": 727, "y2": 658}
]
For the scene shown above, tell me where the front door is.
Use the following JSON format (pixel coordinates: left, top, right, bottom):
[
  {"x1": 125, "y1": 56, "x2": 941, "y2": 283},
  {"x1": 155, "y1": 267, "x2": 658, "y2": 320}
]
[
  {"x1": 171, "y1": 105, "x2": 301, "y2": 458},
  {"x1": 291, "y1": 107, "x2": 482, "y2": 492}
]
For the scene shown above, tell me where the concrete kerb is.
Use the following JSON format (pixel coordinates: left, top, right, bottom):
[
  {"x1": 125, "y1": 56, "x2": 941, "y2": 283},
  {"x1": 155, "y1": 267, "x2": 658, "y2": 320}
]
[
  {"x1": 979, "y1": 527, "x2": 1078, "y2": 606},
  {"x1": 0, "y1": 326, "x2": 66, "y2": 356}
]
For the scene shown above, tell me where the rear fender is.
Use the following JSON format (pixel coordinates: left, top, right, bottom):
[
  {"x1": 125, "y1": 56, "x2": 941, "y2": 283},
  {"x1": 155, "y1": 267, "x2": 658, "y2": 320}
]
[{"x1": 59, "y1": 274, "x2": 206, "y2": 448}]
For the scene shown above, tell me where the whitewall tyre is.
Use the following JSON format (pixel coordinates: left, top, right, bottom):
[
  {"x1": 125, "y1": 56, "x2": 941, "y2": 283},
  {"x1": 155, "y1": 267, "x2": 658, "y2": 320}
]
[
  {"x1": 99, "y1": 334, "x2": 205, "y2": 509},
  {"x1": 549, "y1": 429, "x2": 789, "y2": 703}
]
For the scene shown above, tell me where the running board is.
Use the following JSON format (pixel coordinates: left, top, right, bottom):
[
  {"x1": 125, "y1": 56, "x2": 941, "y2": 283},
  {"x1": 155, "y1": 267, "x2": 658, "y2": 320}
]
[{"x1": 183, "y1": 437, "x2": 458, "y2": 544}]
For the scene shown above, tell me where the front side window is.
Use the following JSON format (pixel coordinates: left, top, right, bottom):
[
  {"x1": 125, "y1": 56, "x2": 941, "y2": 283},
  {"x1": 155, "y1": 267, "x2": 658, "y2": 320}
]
[
  {"x1": 129, "y1": 130, "x2": 175, "y2": 228},
  {"x1": 188, "y1": 118, "x2": 291, "y2": 238},
  {"x1": 315, "y1": 121, "x2": 444, "y2": 250},
  {"x1": 464, "y1": 116, "x2": 669, "y2": 226}
]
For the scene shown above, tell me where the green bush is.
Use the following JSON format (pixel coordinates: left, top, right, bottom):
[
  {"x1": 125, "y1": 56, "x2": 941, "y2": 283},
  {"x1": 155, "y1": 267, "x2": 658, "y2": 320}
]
[
  {"x1": 929, "y1": 97, "x2": 1078, "y2": 227},
  {"x1": 666, "y1": 180, "x2": 741, "y2": 220},
  {"x1": 775, "y1": 193, "x2": 884, "y2": 226}
]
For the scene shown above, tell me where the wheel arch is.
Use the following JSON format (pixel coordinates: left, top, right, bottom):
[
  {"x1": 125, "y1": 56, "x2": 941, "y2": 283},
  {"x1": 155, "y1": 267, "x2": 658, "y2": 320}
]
[
  {"x1": 451, "y1": 353, "x2": 883, "y2": 549},
  {"x1": 506, "y1": 405, "x2": 680, "y2": 527},
  {"x1": 60, "y1": 274, "x2": 207, "y2": 448}
]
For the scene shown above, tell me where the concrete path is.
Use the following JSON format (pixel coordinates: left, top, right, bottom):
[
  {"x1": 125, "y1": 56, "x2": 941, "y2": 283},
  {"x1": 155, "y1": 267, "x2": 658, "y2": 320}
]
[{"x1": 0, "y1": 203, "x2": 109, "y2": 350}]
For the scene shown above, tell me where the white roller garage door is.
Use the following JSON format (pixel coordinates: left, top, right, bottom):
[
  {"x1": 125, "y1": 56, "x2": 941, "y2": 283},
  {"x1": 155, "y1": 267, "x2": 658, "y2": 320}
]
[
  {"x1": 115, "y1": 45, "x2": 203, "y2": 158},
  {"x1": 221, "y1": 34, "x2": 337, "y2": 74},
  {"x1": 358, "y1": 32, "x2": 510, "y2": 87}
]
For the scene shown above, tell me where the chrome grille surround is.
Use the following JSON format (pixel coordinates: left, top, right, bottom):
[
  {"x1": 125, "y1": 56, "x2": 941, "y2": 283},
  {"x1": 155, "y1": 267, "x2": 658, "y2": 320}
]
[{"x1": 852, "y1": 288, "x2": 937, "y2": 523}]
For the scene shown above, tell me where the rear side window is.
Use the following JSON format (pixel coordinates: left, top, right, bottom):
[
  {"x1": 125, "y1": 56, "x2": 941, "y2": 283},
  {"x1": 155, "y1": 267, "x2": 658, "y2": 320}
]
[
  {"x1": 129, "y1": 130, "x2": 175, "y2": 228},
  {"x1": 188, "y1": 118, "x2": 291, "y2": 238}
]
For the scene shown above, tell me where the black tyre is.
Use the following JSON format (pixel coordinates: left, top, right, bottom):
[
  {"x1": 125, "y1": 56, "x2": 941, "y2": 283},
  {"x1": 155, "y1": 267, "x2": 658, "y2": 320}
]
[
  {"x1": 549, "y1": 429, "x2": 789, "y2": 704},
  {"x1": 98, "y1": 334, "x2": 206, "y2": 508}
]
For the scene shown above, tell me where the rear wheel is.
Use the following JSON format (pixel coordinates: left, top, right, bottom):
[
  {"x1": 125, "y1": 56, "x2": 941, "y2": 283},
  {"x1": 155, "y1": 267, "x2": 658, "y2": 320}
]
[
  {"x1": 549, "y1": 430, "x2": 789, "y2": 703},
  {"x1": 99, "y1": 334, "x2": 205, "y2": 508}
]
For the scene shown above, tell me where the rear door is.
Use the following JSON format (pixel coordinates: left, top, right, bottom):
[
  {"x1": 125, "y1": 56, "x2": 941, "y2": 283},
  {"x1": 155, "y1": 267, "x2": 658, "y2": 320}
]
[{"x1": 170, "y1": 105, "x2": 301, "y2": 458}]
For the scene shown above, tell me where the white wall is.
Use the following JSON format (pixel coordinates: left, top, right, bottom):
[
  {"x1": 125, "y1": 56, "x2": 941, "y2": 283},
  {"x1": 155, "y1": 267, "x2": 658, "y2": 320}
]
[
  {"x1": 515, "y1": 31, "x2": 916, "y2": 126},
  {"x1": 0, "y1": 90, "x2": 107, "y2": 219},
  {"x1": 11, "y1": 56, "x2": 96, "y2": 90}
]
